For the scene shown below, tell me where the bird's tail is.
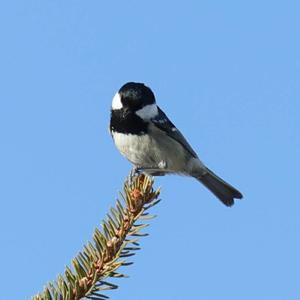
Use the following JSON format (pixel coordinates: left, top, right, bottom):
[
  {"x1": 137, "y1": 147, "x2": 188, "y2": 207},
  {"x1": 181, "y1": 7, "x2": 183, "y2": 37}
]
[{"x1": 196, "y1": 168, "x2": 243, "y2": 207}]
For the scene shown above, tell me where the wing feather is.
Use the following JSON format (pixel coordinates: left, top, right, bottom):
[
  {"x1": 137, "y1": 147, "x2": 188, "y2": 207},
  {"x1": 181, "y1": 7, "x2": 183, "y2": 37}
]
[{"x1": 151, "y1": 107, "x2": 198, "y2": 158}]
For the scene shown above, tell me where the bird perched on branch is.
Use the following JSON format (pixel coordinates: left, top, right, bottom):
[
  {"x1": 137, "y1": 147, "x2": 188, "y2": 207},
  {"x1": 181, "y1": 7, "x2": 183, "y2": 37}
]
[{"x1": 109, "y1": 82, "x2": 243, "y2": 206}]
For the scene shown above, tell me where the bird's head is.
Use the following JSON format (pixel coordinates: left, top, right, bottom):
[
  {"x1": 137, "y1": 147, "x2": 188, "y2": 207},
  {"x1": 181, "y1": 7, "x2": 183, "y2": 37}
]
[{"x1": 112, "y1": 82, "x2": 158, "y2": 120}]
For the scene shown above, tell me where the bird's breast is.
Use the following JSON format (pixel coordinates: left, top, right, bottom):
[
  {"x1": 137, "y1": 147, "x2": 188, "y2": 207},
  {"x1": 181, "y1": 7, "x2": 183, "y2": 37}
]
[{"x1": 111, "y1": 131, "x2": 157, "y2": 166}]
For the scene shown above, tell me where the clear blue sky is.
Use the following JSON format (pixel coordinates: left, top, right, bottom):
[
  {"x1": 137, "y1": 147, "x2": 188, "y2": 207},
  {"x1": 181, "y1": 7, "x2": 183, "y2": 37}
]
[{"x1": 0, "y1": 1, "x2": 299, "y2": 299}]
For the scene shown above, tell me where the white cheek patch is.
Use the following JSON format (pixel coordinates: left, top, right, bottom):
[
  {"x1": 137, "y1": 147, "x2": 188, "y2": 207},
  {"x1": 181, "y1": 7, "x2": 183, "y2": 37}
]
[
  {"x1": 135, "y1": 104, "x2": 158, "y2": 120},
  {"x1": 112, "y1": 92, "x2": 123, "y2": 110}
]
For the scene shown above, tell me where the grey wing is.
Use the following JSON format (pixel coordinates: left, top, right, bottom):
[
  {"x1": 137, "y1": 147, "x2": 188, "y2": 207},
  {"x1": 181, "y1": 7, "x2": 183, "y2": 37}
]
[{"x1": 151, "y1": 107, "x2": 198, "y2": 158}]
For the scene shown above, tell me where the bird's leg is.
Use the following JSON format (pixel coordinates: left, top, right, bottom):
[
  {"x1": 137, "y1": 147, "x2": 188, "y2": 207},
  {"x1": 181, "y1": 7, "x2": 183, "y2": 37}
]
[
  {"x1": 134, "y1": 167, "x2": 166, "y2": 177},
  {"x1": 132, "y1": 166, "x2": 141, "y2": 176},
  {"x1": 128, "y1": 161, "x2": 167, "y2": 185},
  {"x1": 135, "y1": 161, "x2": 167, "y2": 176},
  {"x1": 128, "y1": 166, "x2": 141, "y2": 186}
]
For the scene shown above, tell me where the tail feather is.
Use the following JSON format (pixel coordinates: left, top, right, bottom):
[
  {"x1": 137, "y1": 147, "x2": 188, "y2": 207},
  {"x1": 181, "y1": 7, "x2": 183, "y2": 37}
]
[{"x1": 197, "y1": 168, "x2": 243, "y2": 207}]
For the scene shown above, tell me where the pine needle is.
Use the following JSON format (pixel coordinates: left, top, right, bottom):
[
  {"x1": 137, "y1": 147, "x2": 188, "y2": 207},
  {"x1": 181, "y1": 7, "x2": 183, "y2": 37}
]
[{"x1": 32, "y1": 174, "x2": 160, "y2": 300}]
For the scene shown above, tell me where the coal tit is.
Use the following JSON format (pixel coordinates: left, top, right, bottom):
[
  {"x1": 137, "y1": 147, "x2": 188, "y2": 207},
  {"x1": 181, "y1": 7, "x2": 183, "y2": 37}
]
[{"x1": 109, "y1": 82, "x2": 243, "y2": 206}]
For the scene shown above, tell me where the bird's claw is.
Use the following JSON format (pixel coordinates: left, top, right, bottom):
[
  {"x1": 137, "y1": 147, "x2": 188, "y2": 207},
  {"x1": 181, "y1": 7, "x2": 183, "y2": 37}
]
[{"x1": 128, "y1": 167, "x2": 142, "y2": 186}]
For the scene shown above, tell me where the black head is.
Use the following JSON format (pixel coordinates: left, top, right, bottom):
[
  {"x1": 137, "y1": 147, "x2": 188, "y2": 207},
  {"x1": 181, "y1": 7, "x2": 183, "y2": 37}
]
[
  {"x1": 112, "y1": 82, "x2": 156, "y2": 112},
  {"x1": 110, "y1": 82, "x2": 157, "y2": 135}
]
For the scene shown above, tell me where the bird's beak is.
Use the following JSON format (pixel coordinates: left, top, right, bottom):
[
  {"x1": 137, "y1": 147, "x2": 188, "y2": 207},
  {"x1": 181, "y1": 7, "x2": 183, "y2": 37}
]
[{"x1": 122, "y1": 107, "x2": 130, "y2": 118}]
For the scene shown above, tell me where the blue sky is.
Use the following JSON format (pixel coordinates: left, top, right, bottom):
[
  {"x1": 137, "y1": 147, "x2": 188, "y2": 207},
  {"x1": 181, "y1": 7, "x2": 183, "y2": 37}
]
[{"x1": 0, "y1": 1, "x2": 299, "y2": 299}]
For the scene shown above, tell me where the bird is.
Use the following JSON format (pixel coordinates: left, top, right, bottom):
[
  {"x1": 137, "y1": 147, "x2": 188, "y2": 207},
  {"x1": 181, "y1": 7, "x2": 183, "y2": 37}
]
[{"x1": 109, "y1": 82, "x2": 243, "y2": 206}]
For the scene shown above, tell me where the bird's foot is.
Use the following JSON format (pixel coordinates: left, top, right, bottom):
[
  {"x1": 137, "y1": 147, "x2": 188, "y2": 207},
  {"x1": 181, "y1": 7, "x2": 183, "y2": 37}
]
[
  {"x1": 134, "y1": 166, "x2": 166, "y2": 176},
  {"x1": 128, "y1": 167, "x2": 141, "y2": 186}
]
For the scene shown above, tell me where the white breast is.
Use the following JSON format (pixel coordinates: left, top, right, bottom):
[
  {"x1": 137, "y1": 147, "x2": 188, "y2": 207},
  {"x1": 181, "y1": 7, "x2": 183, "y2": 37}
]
[
  {"x1": 112, "y1": 131, "x2": 157, "y2": 166},
  {"x1": 112, "y1": 126, "x2": 197, "y2": 174}
]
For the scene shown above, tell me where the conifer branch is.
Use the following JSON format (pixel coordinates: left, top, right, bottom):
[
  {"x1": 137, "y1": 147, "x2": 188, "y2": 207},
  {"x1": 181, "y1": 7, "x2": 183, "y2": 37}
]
[{"x1": 32, "y1": 174, "x2": 160, "y2": 300}]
